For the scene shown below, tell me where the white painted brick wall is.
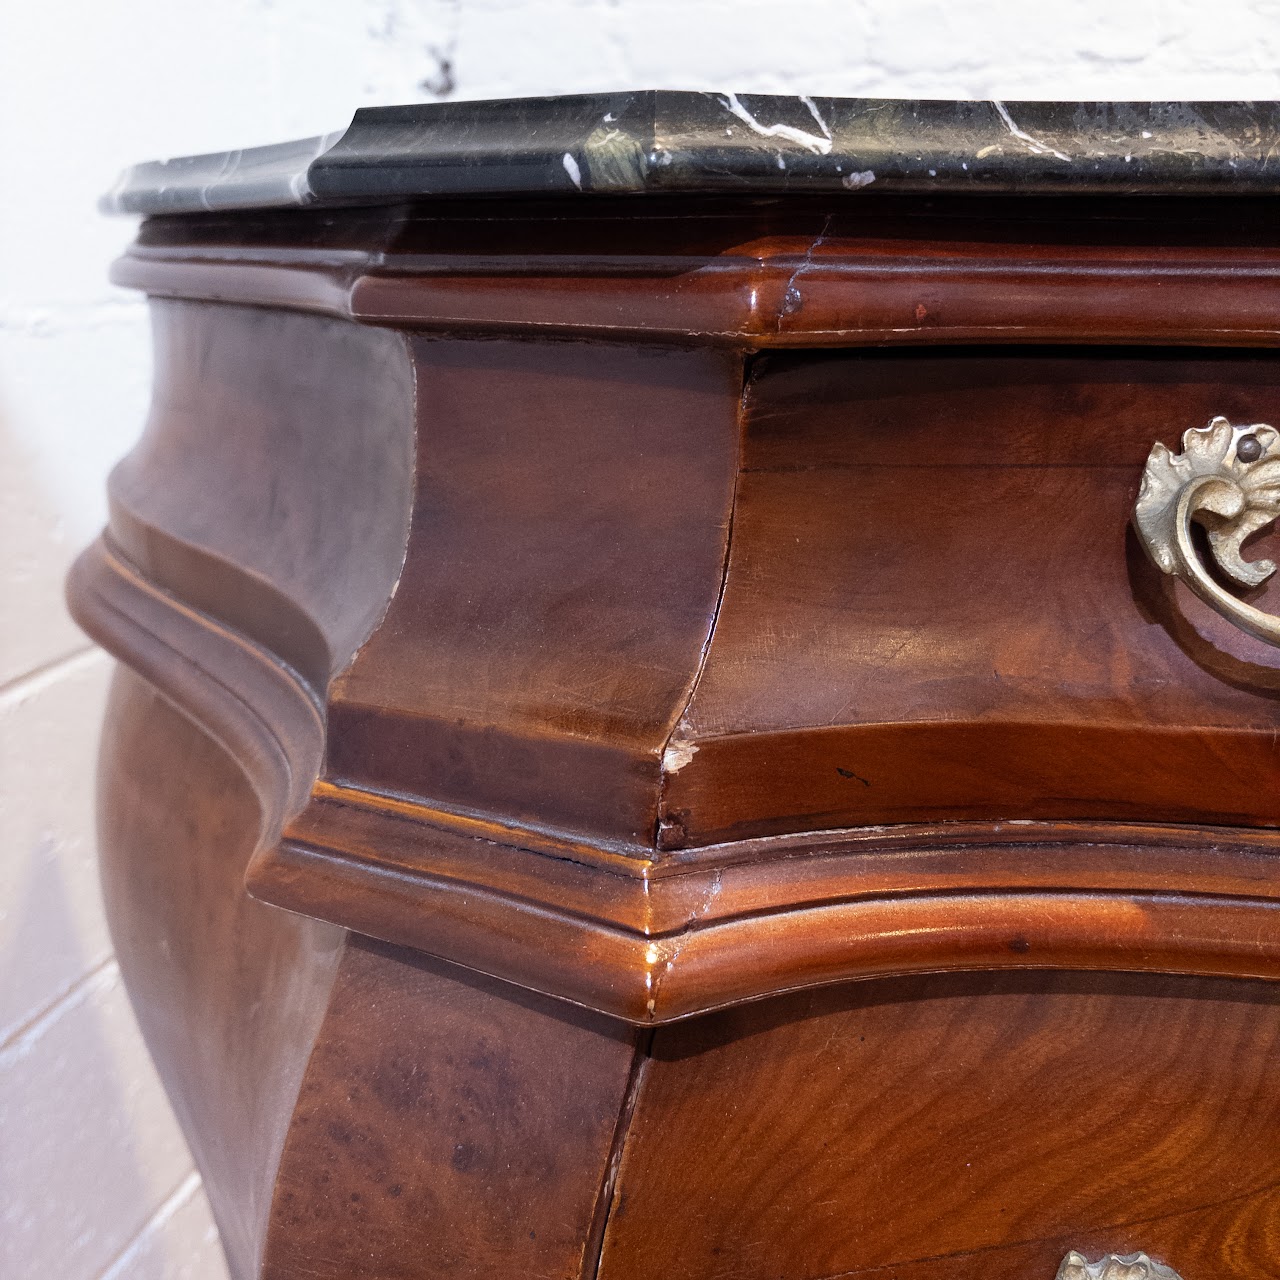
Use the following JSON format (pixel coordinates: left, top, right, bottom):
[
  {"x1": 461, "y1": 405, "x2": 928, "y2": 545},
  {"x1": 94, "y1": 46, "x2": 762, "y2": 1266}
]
[{"x1": 4, "y1": 3, "x2": 1280, "y2": 1276}]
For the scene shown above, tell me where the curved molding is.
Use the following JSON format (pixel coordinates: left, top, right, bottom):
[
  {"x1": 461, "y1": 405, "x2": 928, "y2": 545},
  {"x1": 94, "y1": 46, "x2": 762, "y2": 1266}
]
[
  {"x1": 67, "y1": 537, "x2": 324, "y2": 845},
  {"x1": 106, "y1": 499, "x2": 335, "y2": 694},
  {"x1": 255, "y1": 782, "x2": 1280, "y2": 1023},
  {"x1": 70, "y1": 540, "x2": 1280, "y2": 1024},
  {"x1": 107, "y1": 298, "x2": 416, "y2": 685},
  {"x1": 111, "y1": 224, "x2": 1280, "y2": 349}
]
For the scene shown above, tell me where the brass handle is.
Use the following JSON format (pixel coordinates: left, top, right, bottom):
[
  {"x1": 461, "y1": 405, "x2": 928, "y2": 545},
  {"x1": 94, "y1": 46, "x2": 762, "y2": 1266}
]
[
  {"x1": 1134, "y1": 415, "x2": 1280, "y2": 645},
  {"x1": 1057, "y1": 1252, "x2": 1184, "y2": 1280}
]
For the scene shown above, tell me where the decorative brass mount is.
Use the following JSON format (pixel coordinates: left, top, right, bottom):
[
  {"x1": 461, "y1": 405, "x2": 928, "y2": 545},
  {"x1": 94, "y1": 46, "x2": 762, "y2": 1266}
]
[
  {"x1": 1056, "y1": 1251, "x2": 1184, "y2": 1280},
  {"x1": 1134, "y1": 415, "x2": 1280, "y2": 645}
]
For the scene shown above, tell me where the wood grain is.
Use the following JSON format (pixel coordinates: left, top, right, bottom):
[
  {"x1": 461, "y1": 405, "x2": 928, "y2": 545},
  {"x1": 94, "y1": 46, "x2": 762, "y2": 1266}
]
[
  {"x1": 598, "y1": 971, "x2": 1280, "y2": 1280},
  {"x1": 318, "y1": 335, "x2": 742, "y2": 849},
  {"x1": 70, "y1": 182, "x2": 1280, "y2": 1278},
  {"x1": 112, "y1": 195, "x2": 1280, "y2": 347},
  {"x1": 669, "y1": 348, "x2": 1280, "y2": 842},
  {"x1": 107, "y1": 298, "x2": 415, "y2": 690},
  {"x1": 97, "y1": 666, "x2": 341, "y2": 1279},
  {"x1": 259, "y1": 784, "x2": 1280, "y2": 1022},
  {"x1": 75, "y1": 435, "x2": 1280, "y2": 1026},
  {"x1": 261, "y1": 937, "x2": 639, "y2": 1280}
]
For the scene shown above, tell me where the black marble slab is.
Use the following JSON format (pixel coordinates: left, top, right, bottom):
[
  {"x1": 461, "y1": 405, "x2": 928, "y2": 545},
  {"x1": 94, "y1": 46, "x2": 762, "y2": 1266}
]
[{"x1": 103, "y1": 93, "x2": 1280, "y2": 214}]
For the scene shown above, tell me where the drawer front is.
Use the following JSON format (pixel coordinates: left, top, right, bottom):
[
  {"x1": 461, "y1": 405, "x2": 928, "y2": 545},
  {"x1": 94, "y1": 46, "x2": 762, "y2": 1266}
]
[
  {"x1": 670, "y1": 348, "x2": 1280, "y2": 843},
  {"x1": 601, "y1": 970, "x2": 1280, "y2": 1280}
]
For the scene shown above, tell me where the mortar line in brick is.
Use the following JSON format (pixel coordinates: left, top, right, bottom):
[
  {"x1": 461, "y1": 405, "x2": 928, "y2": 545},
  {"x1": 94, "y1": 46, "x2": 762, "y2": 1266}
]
[
  {"x1": 96, "y1": 1169, "x2": 207, "y2": 1280},
  {"x1": 0, "y1": 644, "x2": 105, "y2": 707},
  {"x1": 0, "y1": 958, "x2": 119, "y2": 1060}
]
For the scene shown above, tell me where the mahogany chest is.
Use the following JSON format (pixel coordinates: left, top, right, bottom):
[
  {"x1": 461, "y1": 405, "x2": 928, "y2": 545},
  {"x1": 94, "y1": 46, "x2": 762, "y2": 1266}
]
[{"x1": 71, "y1": 95, "x2": 1280, "y2": 1280}]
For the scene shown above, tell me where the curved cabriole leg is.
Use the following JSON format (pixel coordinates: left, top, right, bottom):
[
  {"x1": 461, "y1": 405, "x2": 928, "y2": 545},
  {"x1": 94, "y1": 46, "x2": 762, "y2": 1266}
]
[
  {"x1": 260, "y1": 939, "x2": 639, "y2": 1279},
  {"x1": 99, "y1": 665, "x2": 644, "y2": 1280},
  {"x1": 97, "y1": 667, "x2": 343, "y2": 1279}
]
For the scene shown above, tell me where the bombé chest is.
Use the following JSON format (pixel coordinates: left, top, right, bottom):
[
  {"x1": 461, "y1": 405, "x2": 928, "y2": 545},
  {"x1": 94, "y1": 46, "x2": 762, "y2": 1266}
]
[{"x1": 72, "y1": 95, "x2": 1280, "y2": 1280}]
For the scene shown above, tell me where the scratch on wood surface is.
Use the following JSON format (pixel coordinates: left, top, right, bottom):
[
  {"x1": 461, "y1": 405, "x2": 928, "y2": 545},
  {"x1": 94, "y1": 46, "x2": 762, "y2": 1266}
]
[{"x1": 661, "y1": 739, "x2": 698, "y2": 773}]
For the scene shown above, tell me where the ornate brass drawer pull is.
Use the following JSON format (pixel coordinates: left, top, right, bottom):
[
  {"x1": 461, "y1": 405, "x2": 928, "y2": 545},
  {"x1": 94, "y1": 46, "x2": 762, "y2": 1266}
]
[
  {"x1": 1134, "y1": 415, "x2": 1280, "y2": 645},
  {"x1": 1057, "y1": 1251, "x2": 1184, "y2": 1280}
]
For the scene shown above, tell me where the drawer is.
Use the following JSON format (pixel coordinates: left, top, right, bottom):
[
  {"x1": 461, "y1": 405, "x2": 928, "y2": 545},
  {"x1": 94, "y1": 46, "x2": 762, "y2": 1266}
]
[
  {"x1": 600, "y1": 970, "x2": 1280, "y2": 1280},
  {"x1": 671, "y1": 347, "x2": 1280, "y2": 843}
]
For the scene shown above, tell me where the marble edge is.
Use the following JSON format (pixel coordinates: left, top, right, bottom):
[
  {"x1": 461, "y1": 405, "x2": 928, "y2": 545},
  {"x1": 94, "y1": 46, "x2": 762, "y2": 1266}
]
[
  {"x1": 101, "y1": 92, "x2": 1280, "y2": 215},
  {"x1": 99, "y1": 129, "x2": 349, "y2": 215}
]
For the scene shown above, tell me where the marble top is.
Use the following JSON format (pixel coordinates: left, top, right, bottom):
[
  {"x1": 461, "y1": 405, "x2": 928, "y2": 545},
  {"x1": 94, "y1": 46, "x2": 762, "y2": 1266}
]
[{"x1": 102, "y1": 93, "x2": 1280, "y2": 214}]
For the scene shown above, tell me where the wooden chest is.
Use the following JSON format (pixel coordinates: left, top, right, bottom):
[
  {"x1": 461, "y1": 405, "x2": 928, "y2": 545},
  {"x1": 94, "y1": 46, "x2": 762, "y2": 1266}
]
[{"x1": 71, "y1": 95, "x2": 1280, "y2": 1280}]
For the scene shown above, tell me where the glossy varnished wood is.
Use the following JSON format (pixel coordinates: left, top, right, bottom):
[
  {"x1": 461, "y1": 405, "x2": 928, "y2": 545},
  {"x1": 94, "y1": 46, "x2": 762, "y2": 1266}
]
[
  {"x1": 107, "y1": 298, "x2": 415, "y2": 690},
  {"x1": 599, "y1": 971, "x2": 1280, "y2": 1279},
  {"x1": 68, "y1": 181, "x2": 1280, "y2": 1280},
  {"x1": 262, "y1": 939, "x2": 639, "y2": 1280},
  {"x1": 116, "y1": 196, "x2": 1280, "y2": 346},
  {"x1": 320, "y1": 336, "x2": 742, "y2": 847},
  {"x1": 669, "y1": 348, "x2": 1280, "y2": 842},
  {"x1": 97, "y1": 667, "x2": 341, "y2": 1278},
  {"x1": 69, "y1": 299, "x2": 1280, "y2": 1025},
  {"x1": 261, "y1": 783, "x2": 1280, "y2": 1022}
]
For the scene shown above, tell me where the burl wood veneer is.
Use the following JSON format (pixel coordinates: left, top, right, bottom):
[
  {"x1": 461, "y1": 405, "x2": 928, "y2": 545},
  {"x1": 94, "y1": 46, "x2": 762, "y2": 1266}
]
[{"x1": 69, "y1": 96, "x2": 1280, "y2": 1280}]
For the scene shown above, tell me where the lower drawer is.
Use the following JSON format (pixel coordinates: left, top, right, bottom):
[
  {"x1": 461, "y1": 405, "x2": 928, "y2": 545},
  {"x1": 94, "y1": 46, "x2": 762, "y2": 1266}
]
[{"x1": 600, "y1": 969, "x2": 1280, "y2": 1279}]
